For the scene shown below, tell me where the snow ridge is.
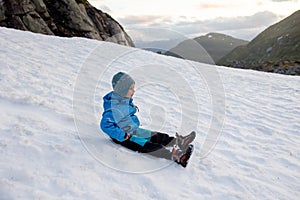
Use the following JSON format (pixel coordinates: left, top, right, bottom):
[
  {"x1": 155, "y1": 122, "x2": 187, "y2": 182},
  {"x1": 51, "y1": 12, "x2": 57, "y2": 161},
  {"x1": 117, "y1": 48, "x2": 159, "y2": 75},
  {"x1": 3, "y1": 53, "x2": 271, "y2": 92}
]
[{"x1": 0, "y1": 27, "x2": 300, "y2": 200}]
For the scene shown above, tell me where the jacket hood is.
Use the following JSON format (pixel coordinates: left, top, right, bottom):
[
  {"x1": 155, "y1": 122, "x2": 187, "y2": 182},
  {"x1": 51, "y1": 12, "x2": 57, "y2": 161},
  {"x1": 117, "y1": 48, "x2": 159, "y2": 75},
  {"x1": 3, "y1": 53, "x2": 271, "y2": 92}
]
[{"x1": 102, "y1": 91, "x2": 133, "y2": 111}]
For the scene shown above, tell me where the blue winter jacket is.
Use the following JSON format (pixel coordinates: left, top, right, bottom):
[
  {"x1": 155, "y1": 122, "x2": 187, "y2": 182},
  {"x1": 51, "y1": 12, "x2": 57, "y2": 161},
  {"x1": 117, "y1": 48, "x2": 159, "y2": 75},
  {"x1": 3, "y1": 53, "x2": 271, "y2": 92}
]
[{"x1": 100, "y1": 92, "x2": 151, "y2": 146}]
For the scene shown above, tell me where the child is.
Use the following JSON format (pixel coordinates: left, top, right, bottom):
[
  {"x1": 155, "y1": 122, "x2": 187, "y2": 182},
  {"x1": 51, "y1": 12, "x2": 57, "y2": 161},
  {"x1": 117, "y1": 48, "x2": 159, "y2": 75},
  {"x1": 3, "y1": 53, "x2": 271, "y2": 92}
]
[{"x1": 100, "y1": 72, "x2": 195, "y2": 167}]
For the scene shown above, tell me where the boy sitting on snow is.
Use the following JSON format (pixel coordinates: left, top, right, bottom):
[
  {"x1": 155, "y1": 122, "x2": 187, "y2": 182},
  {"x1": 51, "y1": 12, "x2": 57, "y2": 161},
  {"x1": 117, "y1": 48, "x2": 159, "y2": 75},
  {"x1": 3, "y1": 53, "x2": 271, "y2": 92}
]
[{"x1": 100, "y1": 72, "x2": 195, "y2": 167}]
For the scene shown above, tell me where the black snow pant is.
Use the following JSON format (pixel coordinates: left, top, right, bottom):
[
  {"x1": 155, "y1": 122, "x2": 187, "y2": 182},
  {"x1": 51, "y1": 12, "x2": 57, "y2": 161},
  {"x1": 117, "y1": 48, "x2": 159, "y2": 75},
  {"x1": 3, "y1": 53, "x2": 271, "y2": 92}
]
[{"x1": 112, "y1": 132, "x2": 176, "y2": 160}]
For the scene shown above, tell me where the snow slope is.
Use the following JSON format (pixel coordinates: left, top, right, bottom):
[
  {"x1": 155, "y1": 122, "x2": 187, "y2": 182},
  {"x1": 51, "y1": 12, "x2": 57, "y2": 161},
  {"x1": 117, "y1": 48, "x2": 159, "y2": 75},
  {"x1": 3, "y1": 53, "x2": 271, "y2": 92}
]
[{"x1": 0, "y1": 27, "x2": 300, "y2": 200}]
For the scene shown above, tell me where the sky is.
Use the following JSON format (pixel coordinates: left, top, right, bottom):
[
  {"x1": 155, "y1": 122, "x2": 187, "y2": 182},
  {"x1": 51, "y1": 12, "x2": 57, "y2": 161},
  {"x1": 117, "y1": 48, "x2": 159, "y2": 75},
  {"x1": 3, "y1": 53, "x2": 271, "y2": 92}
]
[{"x1": 89, "y1": 0, "x2": 300, "y2": 45}]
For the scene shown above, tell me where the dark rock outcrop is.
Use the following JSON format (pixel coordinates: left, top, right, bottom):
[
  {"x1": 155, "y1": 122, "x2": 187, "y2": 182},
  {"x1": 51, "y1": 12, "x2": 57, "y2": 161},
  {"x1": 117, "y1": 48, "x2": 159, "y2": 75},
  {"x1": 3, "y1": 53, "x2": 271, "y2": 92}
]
[{"x1": 0, "y1": 0, "x2": 134, "y2": 46}]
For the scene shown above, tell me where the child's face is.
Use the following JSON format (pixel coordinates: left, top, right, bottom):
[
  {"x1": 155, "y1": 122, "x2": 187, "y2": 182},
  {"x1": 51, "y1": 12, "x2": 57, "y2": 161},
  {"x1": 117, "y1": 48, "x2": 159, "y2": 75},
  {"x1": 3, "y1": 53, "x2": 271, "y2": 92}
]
[{"x1": 125, "y1": 84, "x2": 135, "y2": 98}]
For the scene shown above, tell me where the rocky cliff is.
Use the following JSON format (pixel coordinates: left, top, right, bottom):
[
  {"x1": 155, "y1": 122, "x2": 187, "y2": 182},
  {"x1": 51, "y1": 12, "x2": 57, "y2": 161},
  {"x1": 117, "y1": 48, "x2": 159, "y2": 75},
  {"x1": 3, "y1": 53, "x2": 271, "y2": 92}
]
[{"x1": 0, "y1": 0, "x2": 134, "y2": 46}]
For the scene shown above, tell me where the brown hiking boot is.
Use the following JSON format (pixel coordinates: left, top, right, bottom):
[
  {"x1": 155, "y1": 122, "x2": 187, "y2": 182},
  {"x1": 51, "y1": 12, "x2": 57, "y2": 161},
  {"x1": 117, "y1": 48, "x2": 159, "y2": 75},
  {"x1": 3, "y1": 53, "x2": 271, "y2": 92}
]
[
  {"x1": 176, "y1": 131, "x2": 196, "y2": 150},
  {"x1": 172, "y1": 144, "x2": 194, "y2": 168}
]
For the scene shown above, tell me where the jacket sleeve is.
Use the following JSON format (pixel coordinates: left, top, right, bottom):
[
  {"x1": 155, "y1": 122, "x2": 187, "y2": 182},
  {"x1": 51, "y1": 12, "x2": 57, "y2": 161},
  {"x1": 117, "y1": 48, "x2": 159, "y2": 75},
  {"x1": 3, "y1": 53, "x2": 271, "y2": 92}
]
[{"x1": 100, "y1": 111, "x2": 126, "y2": 142}]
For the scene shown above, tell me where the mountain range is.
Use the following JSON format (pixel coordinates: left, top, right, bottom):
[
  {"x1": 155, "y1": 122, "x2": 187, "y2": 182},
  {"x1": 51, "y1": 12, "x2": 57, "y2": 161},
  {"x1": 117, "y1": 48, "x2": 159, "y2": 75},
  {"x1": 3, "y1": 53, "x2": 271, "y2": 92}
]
[
  {"x1": 165, "y1": 33, "x2": 249, "y2": 64},
  {"x1": 1, "y1": 1, "x2": 299, "y2": 75},
  {"x1": 163, "y1": 10, "x2": 300, "y2": 75},
  {"x1": 218, "y1": 10, "x2": 300, "y2": 75}
]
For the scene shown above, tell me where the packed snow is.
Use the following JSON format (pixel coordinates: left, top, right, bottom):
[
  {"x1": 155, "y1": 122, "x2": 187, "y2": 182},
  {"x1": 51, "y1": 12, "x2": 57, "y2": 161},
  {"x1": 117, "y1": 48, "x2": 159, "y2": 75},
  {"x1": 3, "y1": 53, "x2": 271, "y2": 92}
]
[{"x1": 0, "y1": 27, "x2": 300, "y2": 200}]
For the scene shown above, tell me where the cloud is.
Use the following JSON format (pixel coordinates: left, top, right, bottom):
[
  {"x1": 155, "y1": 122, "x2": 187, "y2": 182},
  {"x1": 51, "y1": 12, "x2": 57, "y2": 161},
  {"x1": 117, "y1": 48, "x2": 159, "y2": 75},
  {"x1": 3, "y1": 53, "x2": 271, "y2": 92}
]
[
  {"x1": 177, "y1": 11, "x2": 280, "y2": 33},
  {"x1": 99, "y1": 5, "x2": 112, "y2": 13},
  {"x1": 269, "y1": 0, "x2": 296, "y2": 1},
  {"x1": 125, "y1": 11, "x2": 283, "y2": 47},
  {"x1": 197, "y1": 3, "x2": 239, "y2": 9},
  {"x1": 158, "y1": 11, "x2": 281, "y2": 40},
  {"x1": 118, "y1": 15, "x2": 173, "y2": 26}
]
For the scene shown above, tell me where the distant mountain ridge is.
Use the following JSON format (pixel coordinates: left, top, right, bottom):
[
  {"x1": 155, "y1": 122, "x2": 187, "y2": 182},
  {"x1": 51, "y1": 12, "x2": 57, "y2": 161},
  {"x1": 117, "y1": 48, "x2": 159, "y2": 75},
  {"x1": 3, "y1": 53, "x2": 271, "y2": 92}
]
[
  {"x1": 218, "y1": 10, "x2": 300, "y2": 75},
  {"x1": 194, "y1": 33, "x2": 249, "y2": 63},
  {"x1": 0, "y1": 0, "x2": 134, "y2": 46},
  {"x1": 165, "y1": 32, "x2": 248, "y2": 64}
]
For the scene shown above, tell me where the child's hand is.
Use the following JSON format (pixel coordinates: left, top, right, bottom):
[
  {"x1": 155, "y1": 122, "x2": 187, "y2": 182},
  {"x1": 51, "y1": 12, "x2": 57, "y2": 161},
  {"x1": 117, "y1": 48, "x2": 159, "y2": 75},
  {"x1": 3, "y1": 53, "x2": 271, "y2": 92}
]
[{"x1": 125, "y1": 134, "x2": 132, "y2": 140}]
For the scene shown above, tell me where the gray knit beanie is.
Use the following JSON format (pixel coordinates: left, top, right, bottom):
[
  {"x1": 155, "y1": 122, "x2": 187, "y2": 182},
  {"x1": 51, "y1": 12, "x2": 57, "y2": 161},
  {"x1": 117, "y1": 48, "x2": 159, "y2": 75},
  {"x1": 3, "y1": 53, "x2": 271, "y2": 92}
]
[{"x1": 112, "y1": 72, "x2": 135, "y2": 97}]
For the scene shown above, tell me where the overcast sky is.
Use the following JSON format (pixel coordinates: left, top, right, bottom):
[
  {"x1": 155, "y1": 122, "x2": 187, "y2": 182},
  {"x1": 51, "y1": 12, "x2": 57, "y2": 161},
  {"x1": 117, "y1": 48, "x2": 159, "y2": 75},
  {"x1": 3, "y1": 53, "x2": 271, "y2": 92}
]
[{"x1": 89, "y1": 0, "x2": 299, "y2": 44}]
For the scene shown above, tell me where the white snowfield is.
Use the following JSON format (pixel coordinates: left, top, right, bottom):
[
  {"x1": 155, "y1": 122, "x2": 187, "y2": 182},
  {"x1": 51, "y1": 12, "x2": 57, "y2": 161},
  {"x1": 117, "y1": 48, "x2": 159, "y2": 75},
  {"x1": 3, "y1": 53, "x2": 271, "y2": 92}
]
[{"x1": 0, "y1": 27, "x2": 300, "y2": 200}]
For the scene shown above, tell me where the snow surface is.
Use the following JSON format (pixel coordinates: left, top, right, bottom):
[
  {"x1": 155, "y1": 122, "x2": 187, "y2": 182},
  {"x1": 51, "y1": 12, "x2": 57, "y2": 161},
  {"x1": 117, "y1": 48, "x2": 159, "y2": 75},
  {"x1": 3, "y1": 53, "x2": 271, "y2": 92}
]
[{"x1": 1, "y1": 27, "x2": 300, "y2": 200}]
